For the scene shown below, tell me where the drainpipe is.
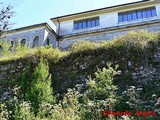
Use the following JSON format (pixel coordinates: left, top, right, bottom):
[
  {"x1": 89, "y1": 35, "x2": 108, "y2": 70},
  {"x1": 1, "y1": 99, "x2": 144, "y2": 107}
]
[{"x1": 56, "y1": 17, "x2": 60, "y2": 48}]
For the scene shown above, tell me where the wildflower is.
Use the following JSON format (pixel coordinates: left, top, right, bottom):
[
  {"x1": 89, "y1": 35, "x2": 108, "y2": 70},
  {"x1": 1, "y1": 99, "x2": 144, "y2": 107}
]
[
  {"x1": 136, "y1": 88, "x2": 143, "y2": 91},
  {"x1": 152, "y1": 94, "x2": 157, "y2": 98}
]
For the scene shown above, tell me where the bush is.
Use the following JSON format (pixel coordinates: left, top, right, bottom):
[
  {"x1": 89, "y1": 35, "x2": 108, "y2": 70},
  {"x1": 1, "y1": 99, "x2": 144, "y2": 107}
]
[
  {"x1": 52, "y1": 89, "x2": 81, "y2": 120},
  {"x1": 25, "y1": 58, "x2": 55, "y2": 113},
  {"x1": 14, "y1": 101, "x2": 35, "y2": 120},
  {"x1": 0, "y1": 103, "x2": 10, "y2": 120},
  {"x1": 87, "y1": 63, "x2": 119, "y2": 101}
]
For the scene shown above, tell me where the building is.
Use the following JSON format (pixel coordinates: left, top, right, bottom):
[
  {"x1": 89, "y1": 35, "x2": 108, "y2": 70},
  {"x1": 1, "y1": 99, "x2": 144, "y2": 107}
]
[
  {"x1": 1, "y1": 0, "x2": 160, "y2": 49},
  {"x1": 51, "y1": 0, "x2": 160, "y2": 49},
  {"x1": 0, "y1": 23, "x2": 57, "y2": 48}
]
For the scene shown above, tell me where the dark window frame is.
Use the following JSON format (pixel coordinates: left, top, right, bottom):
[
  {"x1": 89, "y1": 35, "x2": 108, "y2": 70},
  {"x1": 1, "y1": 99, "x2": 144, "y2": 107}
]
[
  {"x1": 0, "y1": 45, "x2": 3, "y2": 52},
  {"x1": 118, "y1": 7, "x2": 157, "y2": 23},
  {"x1": 21, "y1": 38, "x2": 26, "y2": 47},
  {"x1": 46, "y1": 38, "x2": 50, "y2": 46},
  {"x1": 33, "y1": 36, "x2": 39, "y2": 48},
  {"x1": 11, "y1": 40, "x2": 14, "y2": 47},
  {"x1": 74, "y1": 17, "x2": 100, "y2": 30}
]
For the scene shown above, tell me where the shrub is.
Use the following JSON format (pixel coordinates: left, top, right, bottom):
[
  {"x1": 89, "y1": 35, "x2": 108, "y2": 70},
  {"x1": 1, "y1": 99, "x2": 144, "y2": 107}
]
[
  {"x1": 87, "y1": 63, "x2": 119, "y2": 101},
  {"x1": 70, "y1": 41, "x2": 103, "y2": 52},
  {"x1": 14, "y1": 101, "x2": 35, "y2": 120},
  {"x1": 79, "y1": 64, "x2": 119, "y2": 119},
  {"x1": 0, "y1": 103, "x2": 11, "y2": 120},
  {"x1": 25, "y1": 58, "x2": 55, "y2": 113},
  {"x1": 52, "y1": 88, "x2": 81, "y2": 120}
]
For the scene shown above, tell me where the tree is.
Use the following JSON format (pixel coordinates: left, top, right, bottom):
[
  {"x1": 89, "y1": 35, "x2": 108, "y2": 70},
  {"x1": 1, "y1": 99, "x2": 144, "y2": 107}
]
[
  {"x1": 0, "y1": 3, "x2": 14, "y2": 34},
  {"x1": 87, "y1": 64, "x2": 119, "y2": 100},
  {"x1": 26, "y1": 58, "x2": 55, "y2": 113}
]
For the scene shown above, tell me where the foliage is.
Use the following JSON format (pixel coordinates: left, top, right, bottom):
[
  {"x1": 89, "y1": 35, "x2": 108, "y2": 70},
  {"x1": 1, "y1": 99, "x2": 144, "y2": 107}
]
[
  {"x1": 0, "y1": 65, "x2": 120, "y2": 120},
  {"x1": 70, "y1": 30, "x2": 157, "y2": 52},
  {"x1": 51, "y1": 88, "x2": 81, "y2": 120},
  {"x1": 70, "y1": 41, "x2": 103, "y2": 52},
  {"x1": 0, "y1": 40, "x2": 12, "y2": 57},
  {"x1": 116, "y1": 86, "x2": 143, "y2": 112},
  {"x1": 87, "y1": 64, "x2": 119, "y2": 101},
  {"x1": 0, "y1": 30, "x2": 160, "y2": 120},
  {"x1": 25, "y1": 58, "x2": 55, "y2": 113},
  {"x1": 78, "y1": 64, "x2": 119, "y2": 120},
  {"x1": 0, "y1": 39, "x2": 31, "y2": 61},
  {"x1": 0, "y1": 39, "x2": 68, "y2": 62},
  {"x1": 0, "y1": 103, "x2": 10, "y2": 120},
  {"x1": 14, "y1": 101, "x2": 35, "y2": 120}
]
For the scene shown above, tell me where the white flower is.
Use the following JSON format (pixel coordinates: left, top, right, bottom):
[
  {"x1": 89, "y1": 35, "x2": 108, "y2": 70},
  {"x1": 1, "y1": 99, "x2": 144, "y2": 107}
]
[
  {"x1": 152, "y1": 94, "x2": 157, "y2": 98},
  {"x1": 136, "y1": 88, "x2": 143, "y2": 91},
  {"x1": 87, "y1": 102, "x2": 94, "y2": 106}
]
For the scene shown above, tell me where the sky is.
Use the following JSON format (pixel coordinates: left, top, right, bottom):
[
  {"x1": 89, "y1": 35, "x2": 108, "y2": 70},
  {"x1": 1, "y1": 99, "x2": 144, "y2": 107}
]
[{"x1": 2, "y1": 0, "x2": 140, "y2": 30}]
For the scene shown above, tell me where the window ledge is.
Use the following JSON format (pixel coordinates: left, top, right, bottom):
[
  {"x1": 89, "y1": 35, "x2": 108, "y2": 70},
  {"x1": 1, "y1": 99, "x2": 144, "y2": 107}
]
[
  {"x1": 72, "y1": 26, "x2": 101, "y2": 32},
  {"x1": 117, "y1": 17, "x2": 158, "y2": 25}
]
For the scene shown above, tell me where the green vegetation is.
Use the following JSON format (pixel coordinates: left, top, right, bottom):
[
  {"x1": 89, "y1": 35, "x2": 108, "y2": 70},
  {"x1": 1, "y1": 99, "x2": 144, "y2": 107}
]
[{"x1": 0, "y1": 30, "x2": 160, "y2": 120}]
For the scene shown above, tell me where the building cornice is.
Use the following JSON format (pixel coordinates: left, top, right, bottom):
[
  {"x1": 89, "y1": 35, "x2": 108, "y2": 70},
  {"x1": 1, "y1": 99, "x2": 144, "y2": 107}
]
[{"x1": 51, "y1": 0, "x2": 160, "y2": 24}]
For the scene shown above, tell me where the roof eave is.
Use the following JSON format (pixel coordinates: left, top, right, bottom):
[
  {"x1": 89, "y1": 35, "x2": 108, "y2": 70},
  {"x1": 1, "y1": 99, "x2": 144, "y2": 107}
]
[
  {"x1": 0, "y1": 23, "x2": 58, "y2": 38},
  {"x1": 51, "y1": 0, "x2": 159, "y2": 23}
]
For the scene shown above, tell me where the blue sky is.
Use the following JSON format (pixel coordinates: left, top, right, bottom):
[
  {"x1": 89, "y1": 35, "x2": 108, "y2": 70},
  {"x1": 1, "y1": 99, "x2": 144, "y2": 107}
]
[{"x1": 2, "y1": 0, "x2": 140, "y2": 30}]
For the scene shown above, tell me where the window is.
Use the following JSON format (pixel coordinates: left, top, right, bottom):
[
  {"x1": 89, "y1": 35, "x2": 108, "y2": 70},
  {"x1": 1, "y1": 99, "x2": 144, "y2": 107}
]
[
  {"x1": 46, "y1": 38, "x2": 50, "y2": 46},
  {"x1": 132, "y1": 11, "x2": 137, "y2": 20},
  {"x1": 142, "y1": 10, "x2": 147, "y2": 18},
  {"x1": 11, "y1": 40, "x2": 14, "y2": 47},
  {"x1": 118, "y1": 7, "x2": 157, "y2": 22},
  {"x1": 82, "y1": 20, "x2": 87, "y2": 29},
  {"x1": 74, "y1": 22, "x2": 79, "y2": 30},
  {"x1": 74, "y1": 17, "x2": 99, "y2": 30},
  {"x1": 21, "y1": 39, "x2": 26, "y2": 47},
  {"x1": 123, "y1": 14, "x2": 128, "y2": 21},
  {"x1": 118, "y1": 15, "x2": 123, "y2": 22},
  {"x1": 96, "y1": 19, "x2": 100, "y2": 26},
  {"x1": 151, "y1": 9, "x2": 157, "y2": 17},
  {"x1": 137, "y1": 11, "x2": 142, "y2": 19},
  {"x1": 128, "y1": 12, "x2": 132, "y2": 21},
  {"x1": 146, "y1": 9, "x2": 152, "y2": 17},
  {"x1": 91, "y1": 19, "x2": 96, "y2": 27},
  {"x1": 33, "y1": 36, "x2": 39, "y2": 48},
  {"x1": 79, "y1": 22, "x2": 83, "y2": 29},
  {"x1": 87, "y1": 20, "x2": 92, "y2": 28},
  {"x1": 0, "y1": 45, "x2": 3, "y2": 52}
]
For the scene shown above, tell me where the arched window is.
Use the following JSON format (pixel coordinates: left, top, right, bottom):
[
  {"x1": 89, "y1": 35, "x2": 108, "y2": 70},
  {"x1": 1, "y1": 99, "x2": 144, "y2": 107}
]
[
  {"x1": 0, "y1": 45, "x2": 3, "y2": 52},
  {"x1": 11, "y1": 40, "x2": 14, "y2": 47},
  {"x1": 33, "y1": 36, "x2": 39, "y2": 48},
  {"x1": 46, "y1": 38, "x2": 50, "y2": 46},
  {"x1": 21, "y1": 39, "x2": 26, "y2": 47}
]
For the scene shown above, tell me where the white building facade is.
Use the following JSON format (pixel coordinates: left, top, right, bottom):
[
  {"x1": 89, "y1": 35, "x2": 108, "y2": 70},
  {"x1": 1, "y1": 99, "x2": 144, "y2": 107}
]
[{"x1": 51, "y1": 0, "x2": 160, "y2": 49}]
